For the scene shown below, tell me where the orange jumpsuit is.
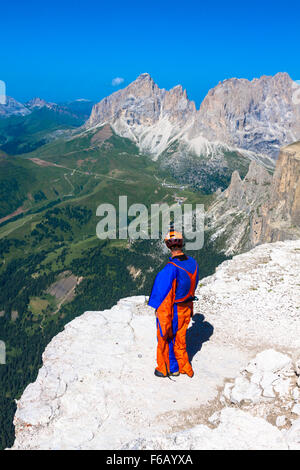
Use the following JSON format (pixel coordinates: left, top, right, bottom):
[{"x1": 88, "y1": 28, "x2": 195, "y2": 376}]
[{"x1": 148, "y1": 254, "x2": 199, "y2": 377}]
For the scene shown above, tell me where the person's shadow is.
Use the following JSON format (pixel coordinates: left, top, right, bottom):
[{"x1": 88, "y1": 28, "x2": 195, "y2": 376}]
[{"x1": 186, "y1": 313, "x2": 214, "y2": 363}]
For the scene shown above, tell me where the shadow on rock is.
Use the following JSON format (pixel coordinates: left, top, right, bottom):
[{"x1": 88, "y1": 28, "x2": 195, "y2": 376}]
[{"x1": 186, "y1": 313, "x2": 214, "y2": 363}]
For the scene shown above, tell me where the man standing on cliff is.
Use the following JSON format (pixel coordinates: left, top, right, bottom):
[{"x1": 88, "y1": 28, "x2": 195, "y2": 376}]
[{"x1": 148, "y1": 230, "x2": 199, "y2": 378}]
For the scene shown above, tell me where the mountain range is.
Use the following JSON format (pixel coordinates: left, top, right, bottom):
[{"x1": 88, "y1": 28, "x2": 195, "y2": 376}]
[
  {"x1": 84, "y1": 72, "x2": 300, "y2": 191},
  {"x1": 0, "y1": 97, "x2": 94, "y2": 155},
  {"x1": 2, "y1": 72, "x2": 300, "y2": 191},
  {"x1": 0, "y1": 96, "x2": 94, "y2": 119},
  {"x1": 86, "y1": 72, "x2": 300, "y2": 160}
]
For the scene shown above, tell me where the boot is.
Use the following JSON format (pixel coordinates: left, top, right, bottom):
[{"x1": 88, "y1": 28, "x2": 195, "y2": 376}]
[
  {"x1": 169, "y1": 371, "x2": 180, "y2": 377},
  {"x1": 154, "y1": 369, "x2": 167, "y2": 378}
]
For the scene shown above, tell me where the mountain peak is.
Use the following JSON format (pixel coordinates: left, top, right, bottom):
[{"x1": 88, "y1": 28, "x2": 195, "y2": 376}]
[
  {"x1": 169, "y1": 84, "x2": 184, "y2": 95},
  {"x1": 86, "y1": 71, "x2": 300, "y2": 172},
  {"x1": 136, "y1": 72, "x2": 153, "y2": 81},
  {"x1": 272, "y1": 71, "x2": 292, "y2": 81},
  {"x1": 130, "y1": 73, "x2": 156, "y2": 90},
  {"x1": 85, "y1": 72, "x2": 196, "y2": 155},
  {"x1": 0, "y1": 96, "x2": 31, "y2": 117},
  {"x1": 25, "y1": 97, "x2": 56, "y2": 109}
]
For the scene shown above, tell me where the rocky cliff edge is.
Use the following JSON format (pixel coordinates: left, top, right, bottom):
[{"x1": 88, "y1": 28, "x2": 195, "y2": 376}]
[{"x1": 10, "y1": 240, "x2": 300, "y2": 450}]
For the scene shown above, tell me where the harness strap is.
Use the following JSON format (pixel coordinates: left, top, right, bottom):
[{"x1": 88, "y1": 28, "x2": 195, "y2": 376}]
[
  {"x1": 168, "y1": 261, "x2": 194, "y2": 279},
  {"x1": 168, "y1": 261, "x2": 198, "y2": 303}
]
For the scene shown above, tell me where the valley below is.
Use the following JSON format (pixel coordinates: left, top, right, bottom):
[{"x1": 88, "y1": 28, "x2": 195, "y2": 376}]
[{"x1": 0, "y1": 118, "x2": 223, "y2": 449}]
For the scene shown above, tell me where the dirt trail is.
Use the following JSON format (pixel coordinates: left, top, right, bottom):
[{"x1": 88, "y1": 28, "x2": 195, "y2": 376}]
[{"x1": 0, "y1": 206, "x2": 24, "y2": 225}]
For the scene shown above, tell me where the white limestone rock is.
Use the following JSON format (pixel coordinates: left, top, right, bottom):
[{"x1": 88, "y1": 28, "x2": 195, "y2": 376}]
[
  {"x1": 292, "y1": 404, "x2": 300, "y2": 416},
  {"x1": 194, "y1": 240, "x2": 300, "y2": 350},
  {"x1": 229, "y1": 377, "x2": 262, "y2": 405},
  {"x1": 246, "y1": 350, "x2": 293, "y2": 375},
  {"x1": 223, "y1": 382, "x2": 234, "y2": 400},
  {"x1": 276, "y1": 416, "x2": 287, "y2": 427},
  {"x1": 262, "y1": 386, "x2": 276, "y2": 399},
  {"x1": 285, "y1": 418, "x2": 300, "y2": 450},
  {"x1": 10, "y1": 240, "x2": 300, "y2": 450},
  {"x1": 123, "y1": 408, "x2": 288, "y2": 450},
  {"x1": 222, "y1": 348, "x2": 298, "y2": 406},
  {"x1": 11, "y1": 295, "x2": 249, "y2": 450},
  {"x1": 208, "y1": 411, "x2": 221, "y2": 425},
  {"x1": 274, "y1": 378, "x2": 293, "y2": 398}
]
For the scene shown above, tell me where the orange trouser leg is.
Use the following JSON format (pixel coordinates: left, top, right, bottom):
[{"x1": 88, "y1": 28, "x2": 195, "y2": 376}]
[
  {"x1": 156, "y1": 320, "x2": 170, "y2": 376},
  {"x1": 174, "y1": 304, "x2": 194, "y2": 377}
]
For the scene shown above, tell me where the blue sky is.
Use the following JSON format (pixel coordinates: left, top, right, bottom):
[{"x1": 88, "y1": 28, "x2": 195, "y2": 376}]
[{"x1": 1, "y1": 0, "x2": 299, "y2": 107}]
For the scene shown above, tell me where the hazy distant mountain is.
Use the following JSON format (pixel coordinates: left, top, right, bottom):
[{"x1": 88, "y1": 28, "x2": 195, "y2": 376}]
[
  {"x1": 0, "y1": 96, "x2": 31, "y2": 118},
  {"x1": 0, "y1": 96, "x2": 94, "y2": 122},
  {"x1": 25, "y1": 97, "x2": 58, "y2": 111},
  {"x1": 62, "y1": 99, "x2": 94, "y2": 120},
  {"x1": 0, "y1": 97, "x2": 95, "y2": 155},
  {"x1": 25, "y1": 97, "x2": 94, "y2": 120}
]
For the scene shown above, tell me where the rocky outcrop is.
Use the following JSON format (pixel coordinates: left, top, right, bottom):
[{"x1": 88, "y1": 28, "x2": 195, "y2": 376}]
[
  {"x1": 224, "y1": 349, "x2": 300, "y2": 404},
  {"x1": 194, "y1": 240, "x2": 300, "y2": 350},
  {"x1": 190, "y1": 72, "x2": 300, "y2": 159},
  {"x1": 124, "y1": 349, "x2": 300, "y2": 450},
  {"x1": 123, "y1": 407, "x2": 289, "y2": 450},
  {"x1": 206, "y1": 141, "x2": 300, "y2": 254},
  {"x1": 87, "y1": 73, "x2": 196, "y2": 128},
  {"x1": 10, "y1": 240, "x2": 300, "y2": 450},
  {"x1": 86, "y1": 73, "x2": 196, "y2": 157},
  {"x1": 257, "y1": 141, "x2": 300, "y2": 243}
]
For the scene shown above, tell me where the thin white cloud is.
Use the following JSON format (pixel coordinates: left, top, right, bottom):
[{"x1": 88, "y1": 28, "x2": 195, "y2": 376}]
[{"x1": 112, "y1": 77, "x2": 124, "y2": 87}]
